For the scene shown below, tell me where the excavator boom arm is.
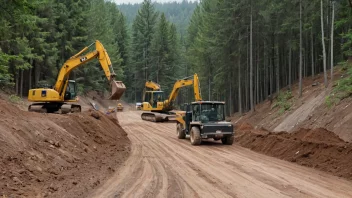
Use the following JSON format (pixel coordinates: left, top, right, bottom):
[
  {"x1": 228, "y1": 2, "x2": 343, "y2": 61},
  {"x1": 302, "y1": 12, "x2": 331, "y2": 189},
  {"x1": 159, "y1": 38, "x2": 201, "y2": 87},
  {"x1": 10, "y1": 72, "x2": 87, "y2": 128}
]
[
  {"x1": 167, "y1": 73, "x2": 202, "y2": 103},
  {"x1": 54, "y1": 40, "x2": 116, "y2": 96}
]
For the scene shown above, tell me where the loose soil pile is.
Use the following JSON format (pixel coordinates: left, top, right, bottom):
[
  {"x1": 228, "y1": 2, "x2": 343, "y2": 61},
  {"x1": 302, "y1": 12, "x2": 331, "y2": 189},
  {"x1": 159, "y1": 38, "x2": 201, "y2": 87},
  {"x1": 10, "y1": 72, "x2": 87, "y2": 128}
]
[
  {"x1": 235, "y1": 123, "x2": 352, "y2": 181},
  {"x1": 0, "y1": 99, "x2": 130, "y2": 197}
]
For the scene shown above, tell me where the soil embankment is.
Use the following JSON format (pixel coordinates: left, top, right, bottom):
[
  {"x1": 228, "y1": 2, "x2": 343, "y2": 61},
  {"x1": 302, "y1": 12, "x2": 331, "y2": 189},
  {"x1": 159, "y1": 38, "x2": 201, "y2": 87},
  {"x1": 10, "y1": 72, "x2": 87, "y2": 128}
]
[
  {"x1": 233, "y1": 69, "x2": 352, "y2": 142},
  {"x1": 235, "y1": 123, "x2": 352, "y2": 181},
  {"x1": 0, "y1": 98, "x2": 130, "y2": 197}
]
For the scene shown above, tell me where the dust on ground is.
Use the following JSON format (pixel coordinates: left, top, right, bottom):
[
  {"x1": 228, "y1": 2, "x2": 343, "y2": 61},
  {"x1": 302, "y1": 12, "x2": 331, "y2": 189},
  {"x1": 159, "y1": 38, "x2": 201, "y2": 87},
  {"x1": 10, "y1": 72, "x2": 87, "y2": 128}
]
[
  {"x1": 82, "y1": 91, "x2": 134, "y2": 112},
  {"x1": 236, "y1": 122, "x2": 352, "y2": 181},
  {"x1": 0, "y1": 98, "x2": 130, "y2": 198}
]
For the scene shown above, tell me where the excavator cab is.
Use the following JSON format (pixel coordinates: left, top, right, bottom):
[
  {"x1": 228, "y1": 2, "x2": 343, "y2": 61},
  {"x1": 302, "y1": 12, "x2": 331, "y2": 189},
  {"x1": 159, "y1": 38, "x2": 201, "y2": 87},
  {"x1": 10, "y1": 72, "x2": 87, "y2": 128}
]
[
  {"x1": 64, "y1": 80, "x2": 78, "y2": 100},
  {"x1": 144, "y1": 91, "x2": 164, "y2": 108}
]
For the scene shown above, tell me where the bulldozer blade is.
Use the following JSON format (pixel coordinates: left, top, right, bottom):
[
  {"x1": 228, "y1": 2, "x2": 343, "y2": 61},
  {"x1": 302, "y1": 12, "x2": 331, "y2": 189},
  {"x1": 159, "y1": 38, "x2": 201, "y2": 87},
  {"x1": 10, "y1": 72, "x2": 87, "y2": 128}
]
[{"x1": 109, "y1": 81, "x2": 126, "y2": 100}]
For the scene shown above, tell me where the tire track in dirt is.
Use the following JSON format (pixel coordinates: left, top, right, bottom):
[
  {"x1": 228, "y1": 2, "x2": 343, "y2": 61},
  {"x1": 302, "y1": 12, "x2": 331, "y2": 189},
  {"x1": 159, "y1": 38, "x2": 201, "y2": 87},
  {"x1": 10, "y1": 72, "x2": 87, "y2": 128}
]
[
  {"x1": 140, "y1": 124, "x2": 314, "y2": 197},
  {"x1": 90, "y1": 111, "x2": 352, "y2": 198}
]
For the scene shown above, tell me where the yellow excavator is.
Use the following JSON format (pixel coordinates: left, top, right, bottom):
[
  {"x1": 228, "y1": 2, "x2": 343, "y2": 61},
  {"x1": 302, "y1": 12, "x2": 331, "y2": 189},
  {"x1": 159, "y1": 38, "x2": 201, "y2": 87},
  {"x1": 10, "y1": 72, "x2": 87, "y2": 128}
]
[
  {"x1": 28, "y1": 40, "x2": 126, "y2": 113},
  {"x1": 141, "y1": 73, "x2": 202, "y2": 122}
]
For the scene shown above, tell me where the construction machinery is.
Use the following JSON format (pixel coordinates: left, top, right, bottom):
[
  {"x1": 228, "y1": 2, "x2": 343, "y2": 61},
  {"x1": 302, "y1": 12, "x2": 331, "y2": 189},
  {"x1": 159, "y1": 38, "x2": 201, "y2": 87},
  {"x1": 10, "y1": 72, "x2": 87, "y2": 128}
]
[
  {"x1": 176, "y1": 101, "x2": 234, "y2": 146},
  {"x1": 117, "y1": 103, "x2": 124, "y2": 112},
  {"x1": 141, "y1": 74, "x2": 202, "y2": 122},
  {"x1": 145, "y1": 80, "x2": 161, "y2": 91},
  {"x1": 28, "y1": 40, "x2": 126, "y2": 113},
  {"x1": 106, "y1": 106, "x2": 116, "y2": 114},
  {"x1": 135, "y1": 102, "x2": 142, "y2": 110}
]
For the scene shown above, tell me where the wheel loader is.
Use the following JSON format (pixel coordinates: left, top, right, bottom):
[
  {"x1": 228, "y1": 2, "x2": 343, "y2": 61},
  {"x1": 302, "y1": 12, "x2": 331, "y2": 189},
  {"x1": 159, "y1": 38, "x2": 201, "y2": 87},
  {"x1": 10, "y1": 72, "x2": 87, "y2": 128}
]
[
  {"x1": 176, "y1": 101, "x2": 234, "y2": 146},
  {"x1": 27, "y1": 40, "x2": 126, "y2": 113}
]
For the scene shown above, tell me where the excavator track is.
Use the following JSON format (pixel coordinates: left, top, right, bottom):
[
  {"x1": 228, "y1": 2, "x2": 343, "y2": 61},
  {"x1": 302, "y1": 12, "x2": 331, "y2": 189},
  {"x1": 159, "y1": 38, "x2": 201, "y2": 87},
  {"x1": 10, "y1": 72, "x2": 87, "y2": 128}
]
[
  {"x1": 28, "y1": 103, "x2": 81, "y2": 114},
  {"x1": 141, "y1": 112, "x2": 176, "y2": 122}
]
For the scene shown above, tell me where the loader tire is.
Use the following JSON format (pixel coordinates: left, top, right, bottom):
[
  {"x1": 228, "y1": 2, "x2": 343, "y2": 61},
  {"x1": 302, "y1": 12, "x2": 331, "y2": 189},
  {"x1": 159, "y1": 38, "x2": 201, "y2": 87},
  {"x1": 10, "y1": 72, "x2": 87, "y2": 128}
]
[
  {"x1": 190, "y1": 127, "x2": 201, "y2": 146},
  {"x1": 177, "y1": 123, "x2": 186, "y2": 139},
  {"x1": 221, "y1": 135, "x2": 234, "y2": 145}
]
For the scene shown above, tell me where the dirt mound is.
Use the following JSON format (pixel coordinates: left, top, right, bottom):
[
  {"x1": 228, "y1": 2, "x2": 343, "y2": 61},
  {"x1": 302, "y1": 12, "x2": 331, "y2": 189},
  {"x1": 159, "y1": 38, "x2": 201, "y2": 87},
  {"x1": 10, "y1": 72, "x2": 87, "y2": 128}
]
[
  {"x1": 0, "y1": 99, "x2": 130, "y2": 197},
  {"x1": 293, "y1": 128, "x2": 344, "y2": 144},
  {"x1": 235, "y1": 127, "x2": 352, "y2": 181},
  {"x1": 238, "y1": 122, "x2": 254, "y2": 130}
]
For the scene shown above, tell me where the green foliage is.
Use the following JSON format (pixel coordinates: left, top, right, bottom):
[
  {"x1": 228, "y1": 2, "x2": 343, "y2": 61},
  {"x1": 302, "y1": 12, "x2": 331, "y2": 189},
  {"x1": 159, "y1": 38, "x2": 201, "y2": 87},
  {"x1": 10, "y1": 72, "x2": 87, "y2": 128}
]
[
  {"x1": 118, "y1": 1, "x2": 197, "y2": 35},
  {"x1": 335, "y1": 1, "x2": 352, "y2": 57},
  {"x1": 272, "y1": 91, "x2": 293, "y2": 115},
  {"x1": 341, "y1": 30, "x2": 352, "y2": 57},
  {"x1": 0, "y1": 51, "x2": 13, "y2": 86},
  {"x1": 9, "y1": 95, "x2": 22, "y2": 104},
  {"x1": 325, "y1": 95, "x2": 335, "y2": 108},
  {"x1": 3, "y1": 0, "x2": 352, "y2": 115},
  {"x1": 326, "y1": 63, "x2": 352, "y2": 106}
]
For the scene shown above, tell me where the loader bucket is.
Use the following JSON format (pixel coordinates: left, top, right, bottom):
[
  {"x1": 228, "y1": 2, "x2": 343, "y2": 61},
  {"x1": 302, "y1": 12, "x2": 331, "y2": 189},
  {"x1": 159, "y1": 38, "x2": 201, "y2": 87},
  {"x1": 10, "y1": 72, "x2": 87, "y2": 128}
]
[{"x1": 109, "y1": 81, "x2": 126, "y2": 100}]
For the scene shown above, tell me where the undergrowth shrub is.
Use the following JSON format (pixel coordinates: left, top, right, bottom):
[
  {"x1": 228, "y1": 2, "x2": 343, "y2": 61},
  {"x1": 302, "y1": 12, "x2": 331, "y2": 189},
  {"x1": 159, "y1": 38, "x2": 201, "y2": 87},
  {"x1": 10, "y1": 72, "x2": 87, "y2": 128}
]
[
  {"x1": 326, "y1": 62, "x2": 352, "y2": 107},
  {"x1": 272, "y1": 91, "x2": 293, "y2": 115}
]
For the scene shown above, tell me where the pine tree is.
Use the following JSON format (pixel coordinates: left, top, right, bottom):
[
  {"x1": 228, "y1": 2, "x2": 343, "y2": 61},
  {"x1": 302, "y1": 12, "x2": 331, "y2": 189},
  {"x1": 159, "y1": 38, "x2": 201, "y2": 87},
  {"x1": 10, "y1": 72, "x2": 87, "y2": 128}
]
[
  {"x1": 130, "y1": 0, "x2": 158, "y2": 100},
  {"x1": 150, "y1": 13, "x2": 170, "y2": 84}
]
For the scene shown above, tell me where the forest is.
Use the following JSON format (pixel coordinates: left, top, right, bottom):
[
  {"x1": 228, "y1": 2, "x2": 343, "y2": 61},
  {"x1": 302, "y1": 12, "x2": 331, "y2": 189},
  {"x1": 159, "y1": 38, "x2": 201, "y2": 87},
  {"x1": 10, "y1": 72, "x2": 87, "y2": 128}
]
[{"x1": 1, "y1": 0, "x2": 352, "y2": 115}]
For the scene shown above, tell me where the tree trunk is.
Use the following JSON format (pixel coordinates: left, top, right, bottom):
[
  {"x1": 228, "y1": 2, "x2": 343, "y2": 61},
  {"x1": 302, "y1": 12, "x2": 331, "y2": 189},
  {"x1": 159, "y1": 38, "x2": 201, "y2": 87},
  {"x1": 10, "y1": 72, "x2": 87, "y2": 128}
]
[
  {"x1": 250, "y1": 4, "x2": 254, "y2": 112},
  {"x1": 299, "y1": 0, "x2": 303, "y2": 97},
  {"x1": 304, "y1": 52, "x2": 306, "y2": 77},
  {"x1": 311, "y1": 29, "x2": 315, "y2": 79},
  {"x1": 29, "y1": 67, "x2": 32, "y2": 90},
  {"x1": 229, "y1": 68, "x2": 232, "y2": 116},
  {"x1": 256, "y1": 45, "x2": 260, "y2": 104},
  {"x1": 326, "y1": 0, "x2": 331, "y2": 71},
  {"x1": 157, "y1": 56, "x2": 159, "y2": 83},
  {"x1": 321, "y1": 0, "x2": 328, "y2": 87},
  {"x1": 264, "y1": 40, "x2": 268, "y2": 99},
  {"x1": 276, "y1": 43, "x2": 280, "y2": 94},
  {"x1": 330, "y1": 1, "x2": 335, "y2": 82},
  {"x1": 34, "y1": 61, "x2": 40, "y2": 87},
  {"x1": 270, "y1": 57, "x2": 273, "y2": 97},
  {"x1": 20, "y1": 69, "x2": 24, "y2": 97},
  {"x1": 144, "y1": 48, "x2": 147, "y2": 82},
  {"x1": 15, "y1": 70, "x2": 18, "y2": 95},
  {"x1": 238, "y1": 56, "x2": 242, "y2": 115},
  {"x1": 208, "y1": 75, "x2": 211, "y2": 101},
  {"x1": 289, "y1": 45, "x2": 292, "y2": 90}
]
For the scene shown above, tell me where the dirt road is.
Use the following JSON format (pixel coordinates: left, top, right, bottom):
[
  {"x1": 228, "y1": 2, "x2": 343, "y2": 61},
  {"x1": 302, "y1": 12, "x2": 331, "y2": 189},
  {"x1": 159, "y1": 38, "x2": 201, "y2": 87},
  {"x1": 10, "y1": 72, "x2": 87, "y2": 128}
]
[{"x1": 90, "y1": 111, "x2": 352, "y2": 198}]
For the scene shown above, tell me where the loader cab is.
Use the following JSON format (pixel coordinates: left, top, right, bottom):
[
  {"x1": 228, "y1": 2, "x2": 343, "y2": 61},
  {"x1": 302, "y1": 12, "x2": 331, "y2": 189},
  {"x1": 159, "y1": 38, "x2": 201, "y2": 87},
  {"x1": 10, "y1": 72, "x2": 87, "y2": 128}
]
[
  {"x1": 64, "y1": 80, "x2": 78, "y2": 101},
  {"x1": 183, "y1": 101, "x2": 226, "y2": 133},
  {"x1": 144, "y1": 91, "x2": 164, "y2": 108},
  {"x1": 192, "y1": 102, "x2": 225, "y2": 123}
]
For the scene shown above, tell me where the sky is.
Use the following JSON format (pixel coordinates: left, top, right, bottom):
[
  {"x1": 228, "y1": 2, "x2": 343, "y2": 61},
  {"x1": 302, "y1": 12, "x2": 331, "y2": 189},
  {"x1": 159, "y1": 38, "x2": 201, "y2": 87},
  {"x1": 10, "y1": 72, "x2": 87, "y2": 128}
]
[{"x1": 114, "y1": 0, "x2": 185, "y2": 4}]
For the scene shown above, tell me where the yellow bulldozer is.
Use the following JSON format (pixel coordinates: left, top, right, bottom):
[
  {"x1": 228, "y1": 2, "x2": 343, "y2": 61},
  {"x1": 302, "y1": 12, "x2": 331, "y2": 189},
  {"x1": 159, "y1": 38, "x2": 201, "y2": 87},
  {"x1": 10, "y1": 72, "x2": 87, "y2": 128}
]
[
  {"x1": 117, "y1": 103, "x2": 124, "y2": 112},
  {"x1": 28, "y1": 40, "x2": 126, "y2": 113},
  {"x1": 141, "y1": 74, "x2": 202, "y2": 122}
]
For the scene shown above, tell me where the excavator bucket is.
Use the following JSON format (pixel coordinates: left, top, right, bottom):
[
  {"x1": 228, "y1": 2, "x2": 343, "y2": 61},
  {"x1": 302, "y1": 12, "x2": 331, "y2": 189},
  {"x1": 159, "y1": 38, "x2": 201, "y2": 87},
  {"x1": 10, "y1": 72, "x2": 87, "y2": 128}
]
[{"x1": 109, "y1": 81, "x2": 126, "y2": 100}]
